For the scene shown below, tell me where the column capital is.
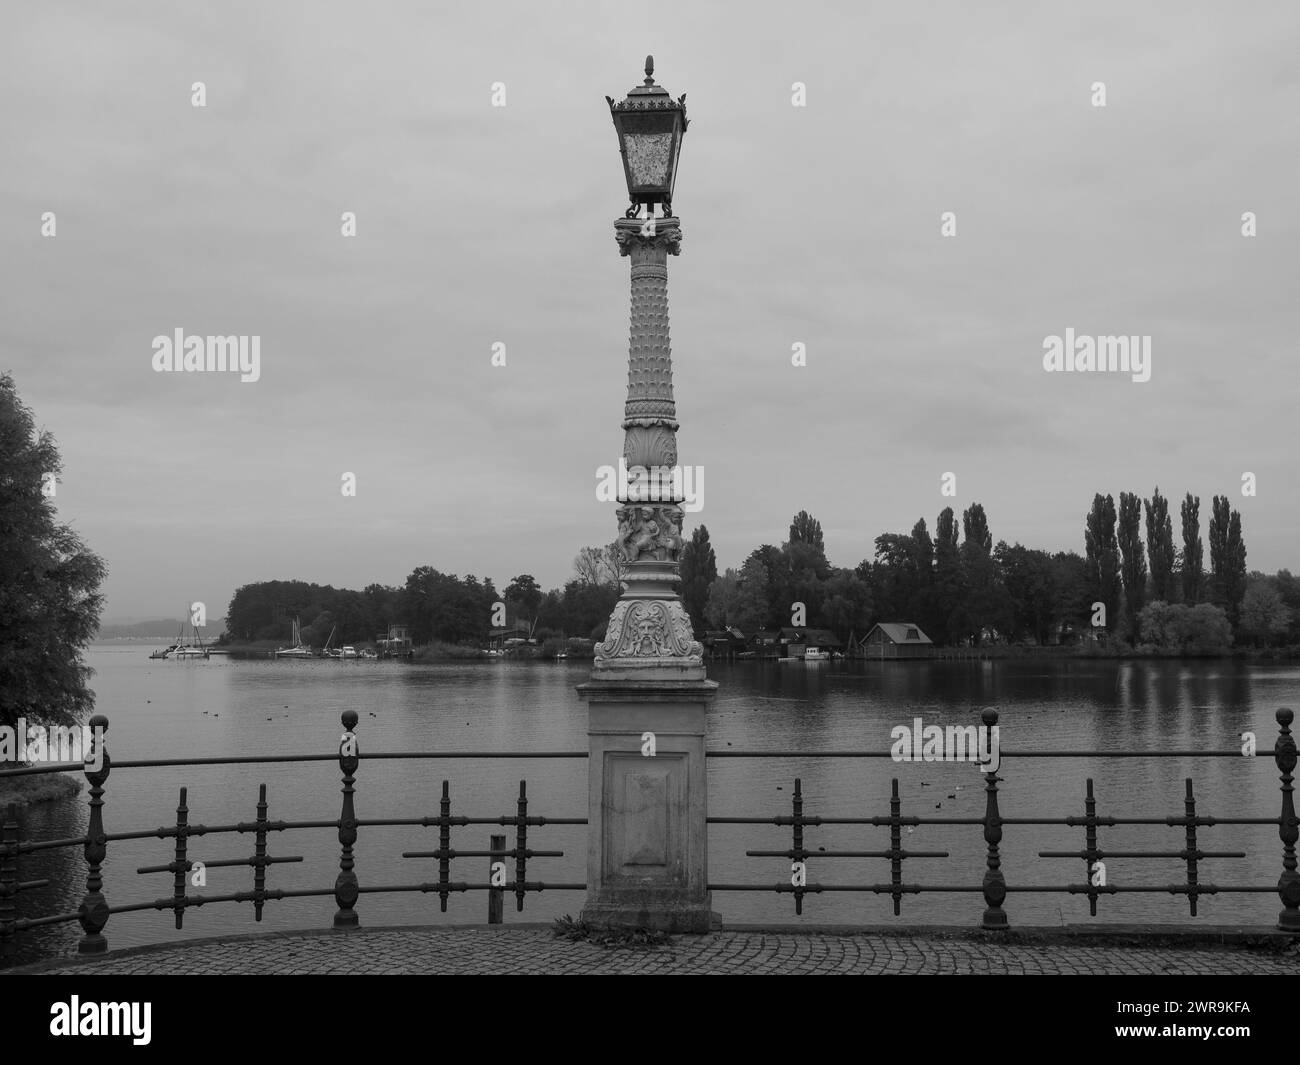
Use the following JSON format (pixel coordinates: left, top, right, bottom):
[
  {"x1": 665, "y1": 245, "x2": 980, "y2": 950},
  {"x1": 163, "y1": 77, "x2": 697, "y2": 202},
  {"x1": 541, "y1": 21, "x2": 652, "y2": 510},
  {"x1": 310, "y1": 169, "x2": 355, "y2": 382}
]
[{"x1": 614, "y1": 216, "x2": 682, "y2": 257}]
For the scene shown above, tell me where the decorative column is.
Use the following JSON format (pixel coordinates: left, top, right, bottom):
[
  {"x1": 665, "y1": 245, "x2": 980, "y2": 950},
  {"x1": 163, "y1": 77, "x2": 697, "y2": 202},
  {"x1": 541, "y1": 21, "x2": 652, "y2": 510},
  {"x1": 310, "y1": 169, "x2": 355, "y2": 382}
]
[
  {"x1": 577, "y1": 61, "x2": 717, "y2": 931},
  {"x1": 577, "y1": 213, "x2": 717, "y2": 933}
]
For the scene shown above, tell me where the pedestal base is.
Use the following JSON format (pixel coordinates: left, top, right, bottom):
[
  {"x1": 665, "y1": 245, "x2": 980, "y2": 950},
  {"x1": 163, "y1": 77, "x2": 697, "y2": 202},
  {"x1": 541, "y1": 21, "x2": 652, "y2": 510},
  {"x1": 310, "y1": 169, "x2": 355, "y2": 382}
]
[{"x1": 577, "y1": 673, "x2": 719, "y2": 933}]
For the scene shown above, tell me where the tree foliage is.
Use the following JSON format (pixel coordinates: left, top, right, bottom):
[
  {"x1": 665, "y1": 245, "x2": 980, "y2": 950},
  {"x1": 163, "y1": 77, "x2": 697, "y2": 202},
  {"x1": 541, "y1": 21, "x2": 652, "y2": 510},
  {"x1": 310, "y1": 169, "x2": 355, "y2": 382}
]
[
  {"x1": 679, "y1": 525, "x2": 717, "y2": 634},
  {"x1": 1117, "y1": 491, "x2": 1147, "y2": 638},
  {"x1": 1137, "y1": 601, "x2": 1233, "y2": 656},
  {"x1": 1145, "y1": 487, "x2": 1175, "y2": 602},
  {"x1": 1181, "y1": 493, "x2": 1203, "y2": 604},
  {"x1": 0, "y1": 374, "x2": 106, "y2": 735},
  {"x1": 1085, "y1": 494, "x2": 1121, "y2": 628},
  {"x1": 788, "y1": 510, "x2": 825, "y2": 555}
]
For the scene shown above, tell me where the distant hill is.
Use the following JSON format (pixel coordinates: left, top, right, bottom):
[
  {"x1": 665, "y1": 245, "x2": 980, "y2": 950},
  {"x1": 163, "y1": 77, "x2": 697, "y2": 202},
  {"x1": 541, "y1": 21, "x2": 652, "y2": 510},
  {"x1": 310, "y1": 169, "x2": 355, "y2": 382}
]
[{"x1": 97, "y1": 618, "x2": 227, "y2": 640}]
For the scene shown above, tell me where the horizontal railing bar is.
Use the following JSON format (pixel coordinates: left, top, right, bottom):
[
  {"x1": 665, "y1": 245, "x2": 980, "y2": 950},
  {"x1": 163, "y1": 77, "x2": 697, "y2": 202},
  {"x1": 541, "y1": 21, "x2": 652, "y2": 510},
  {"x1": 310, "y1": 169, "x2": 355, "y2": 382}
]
[
  {"x1": 402, "y1": 850, "x2": 564, "y2": 859},
  {"x1": 710, "y1": 816, "x2": 990, "y2": 825},
  {"x1": 361, "y1": 817, "x2": 587, "y2": 827},
  {"x1": 12, "y1": 911, "x2": 84, "y2": 930},
  {"x1": 1016, "y1": 885, "x2": 1279, "y2": 894},
  {"x1": 136, "y1": 856, "x2": 303, "y2": 874},
  {"x1": 355, "y1": 882, "x2": 587, "y2": 894},
  {"x1": 705, "y1": 750, "x2": 1255, "y2": 759},
  {"x1": 708, "y1": 884, "x2": 968, "y2": 893},
  {"x1": 102, "y1": 822, "x2": 325, "y2": 843},
  {"x1": 115, "y1": 752, "x2": 590, "y2": 769},
  {"x1": 709, "y1": 816, "x2": 1282, "y2": 826},
  {"x1": 1, "y1": 747, "x2": 1272, "y2": 780},
  {"x1": 1038, "y1": 851, "x2": 1246, "y2": 859},
  {"x1": 0, "y1": 752, "x2": 592, "y2": 777},
  {"x1": 1013, "y1": 819, "x2": 1283, "y2": 828},
  {"x1": 709, "y1": 883, "x2": 1285, "y2": 893},
  {"x1": 58, "y1": 883, "x2": 593, "y2": 915},
  {"x1": 0, "y1": 763, "x2": 89, "y2": 777},
  {"x1": 9, "y1": 836, "x2": 89, "y2": 854},
  {"x1": 745, "y1": 850, "x2": 949, "y2": 858}
]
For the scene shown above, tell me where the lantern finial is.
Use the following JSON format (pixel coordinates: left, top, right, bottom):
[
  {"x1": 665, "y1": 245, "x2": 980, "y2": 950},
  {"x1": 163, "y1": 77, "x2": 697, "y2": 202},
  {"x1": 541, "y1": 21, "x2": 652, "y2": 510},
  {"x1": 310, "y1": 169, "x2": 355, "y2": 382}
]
[{"x1": 644, "y1": 56, "x2": 655, "y2": 85}]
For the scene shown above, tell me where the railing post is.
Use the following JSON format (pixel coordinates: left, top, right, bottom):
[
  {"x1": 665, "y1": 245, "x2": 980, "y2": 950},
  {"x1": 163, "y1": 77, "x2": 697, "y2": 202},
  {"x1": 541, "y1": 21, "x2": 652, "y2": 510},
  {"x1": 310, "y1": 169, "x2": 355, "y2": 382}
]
[
  {"x1": 1275, "y1": 707, "x2": 1299, "y2": 933},
  {"x1": 515, "y1": 781, "x2": 527, "y2": 913},
  {"x1": 1183, "y1": 778, "x2": 1200, "y2": 918},
  {"x1": 78, "y1": 714, "x2": 111, "y2": 954},
  {"x1": 333, "y1": 710, "x2": 360, "y2": 928},
  {"x1": 980, "y1": 708, "x2": 1008, "y2": 930},
  {"x1": 253, "y1": 783, "x2": 268, "y2": 922},
  {"x1": 488, "y1": 833, "x2": 505, "y2": 924},
  {"x1": 791, "y1": 778, "x2": 806, "y2": 916},
  {"x1": 171, "y1": 787, "x2": 189, "y2": 929},
  {"x1": 0, "y1": 802, "x2": 19, "y2": 965},
  {"x1": 1083, "y1": 779, "x2": 1100, "y2": 917}
]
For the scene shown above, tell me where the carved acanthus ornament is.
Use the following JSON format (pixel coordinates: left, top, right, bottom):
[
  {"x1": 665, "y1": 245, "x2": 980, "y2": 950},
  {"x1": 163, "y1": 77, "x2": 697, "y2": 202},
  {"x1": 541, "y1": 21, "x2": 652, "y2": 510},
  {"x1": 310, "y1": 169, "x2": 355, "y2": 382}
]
[{"x1": 597, "y1": 599, "x2": 703, "y2": 661}]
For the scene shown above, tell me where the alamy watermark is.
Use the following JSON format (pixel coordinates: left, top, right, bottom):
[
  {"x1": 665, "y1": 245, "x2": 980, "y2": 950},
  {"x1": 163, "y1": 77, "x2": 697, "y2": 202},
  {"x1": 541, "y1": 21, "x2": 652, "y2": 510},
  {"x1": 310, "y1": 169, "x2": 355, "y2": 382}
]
[
  {"x1": 1042, "y1": 329, "x2": 1151, "y2": 383},
  {"x1": 890, "y1": 717, "x2": 1000, "y2": 772},
  {"x1": 0, "y1": 718, "x2": 104, "y2": 772},
  {"x1": 596, "y1": 458, "x2": 704, "y2": 513},
  {"x1": 151, "y1": 329, "x2": 261, "y2": 383},
  {"x1": 50, "y1": 997, "x2": 151, "y2": 1045}
]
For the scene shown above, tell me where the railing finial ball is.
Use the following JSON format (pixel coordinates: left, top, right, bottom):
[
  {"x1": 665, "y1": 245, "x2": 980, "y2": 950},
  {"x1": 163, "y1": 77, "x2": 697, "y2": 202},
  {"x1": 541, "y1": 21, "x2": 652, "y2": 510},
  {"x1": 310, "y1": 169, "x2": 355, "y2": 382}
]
[
  {"x1": 341, "y1": 710, "x2": 359, "y2": 730},
  {"x1": 1277, "y1": 708, "x2": 1293, "y2": 726},
  {"x1": 981, "y1": 707, "x2": 998, "y2": 727},
  {"x1": 89, "y1": 714, "x2": 108, "y2": 731}
]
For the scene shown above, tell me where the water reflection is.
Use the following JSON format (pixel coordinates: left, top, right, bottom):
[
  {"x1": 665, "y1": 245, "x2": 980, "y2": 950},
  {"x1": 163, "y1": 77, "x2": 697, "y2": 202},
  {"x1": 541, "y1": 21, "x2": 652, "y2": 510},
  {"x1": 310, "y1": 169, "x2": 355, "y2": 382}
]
[{"x1": 10, "y1": 648, "x2": 1296, "y2": 963}]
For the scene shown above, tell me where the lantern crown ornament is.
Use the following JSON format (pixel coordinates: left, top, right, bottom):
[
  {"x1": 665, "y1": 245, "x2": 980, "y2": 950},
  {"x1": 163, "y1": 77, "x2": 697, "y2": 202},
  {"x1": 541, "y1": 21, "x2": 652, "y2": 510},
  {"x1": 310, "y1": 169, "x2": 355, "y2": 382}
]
[{"x1": 606, "y1": 55, "x2": 688, "y2": 218}]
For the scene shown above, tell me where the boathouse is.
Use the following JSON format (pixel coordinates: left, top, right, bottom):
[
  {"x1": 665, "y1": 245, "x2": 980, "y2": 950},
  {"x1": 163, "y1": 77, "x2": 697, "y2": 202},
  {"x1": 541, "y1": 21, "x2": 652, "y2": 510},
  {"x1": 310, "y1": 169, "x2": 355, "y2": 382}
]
[{"x1": 858, "y1": 622, "x2": 934, "y2": 660}]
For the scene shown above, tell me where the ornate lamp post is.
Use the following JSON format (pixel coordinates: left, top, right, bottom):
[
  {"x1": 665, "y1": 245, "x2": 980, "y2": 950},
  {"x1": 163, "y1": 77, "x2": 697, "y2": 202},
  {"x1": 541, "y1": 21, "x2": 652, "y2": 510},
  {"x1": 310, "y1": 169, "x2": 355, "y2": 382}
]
[{"x1": 577, "y1": 58, "x2": 718, "y2": 933}]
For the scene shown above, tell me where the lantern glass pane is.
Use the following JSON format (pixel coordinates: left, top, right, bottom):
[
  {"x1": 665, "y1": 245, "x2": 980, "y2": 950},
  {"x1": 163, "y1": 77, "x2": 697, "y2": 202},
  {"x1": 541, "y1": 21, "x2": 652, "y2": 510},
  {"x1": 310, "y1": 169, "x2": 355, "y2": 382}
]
[{"x1": 625, "y1": 133, "x2": 673, "y2": 188}]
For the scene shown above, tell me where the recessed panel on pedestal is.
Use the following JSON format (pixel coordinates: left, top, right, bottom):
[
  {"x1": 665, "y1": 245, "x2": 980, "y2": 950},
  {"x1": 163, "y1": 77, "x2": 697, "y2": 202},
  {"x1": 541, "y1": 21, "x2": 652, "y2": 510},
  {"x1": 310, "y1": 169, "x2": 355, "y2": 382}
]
[{"x1": 603, "y1": 751, "x2": 686, "y2": 885}]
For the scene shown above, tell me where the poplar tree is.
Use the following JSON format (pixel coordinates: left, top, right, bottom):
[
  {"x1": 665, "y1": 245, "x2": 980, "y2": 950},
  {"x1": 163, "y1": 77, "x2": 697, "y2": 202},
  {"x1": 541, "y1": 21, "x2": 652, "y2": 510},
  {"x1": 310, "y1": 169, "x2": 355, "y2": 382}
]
[
  {"x1": 1208, "y1": 495, "x2": 1230, "y2": 608},
  {"x1": 1117, "y1": 492, "x2": 1147, "y2": 638},
  {"x1": 1144, "y1": 487, "x2": 1175, "y2": 602},
  {"x1": 679, "y1": 525, "x2": 718, "y2": 634},
  {"x1": 1084, "y1": 494, "x2": 1120, "y2": 631},
  {"x1": 1180, "y1": 493, "x2": 1203, "y2": 604}
]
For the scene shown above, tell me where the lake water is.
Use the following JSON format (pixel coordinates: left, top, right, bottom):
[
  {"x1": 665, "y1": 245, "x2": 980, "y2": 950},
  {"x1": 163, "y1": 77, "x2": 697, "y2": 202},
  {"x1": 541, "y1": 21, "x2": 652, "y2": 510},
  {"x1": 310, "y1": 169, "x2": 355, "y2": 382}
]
[{"x1": 10, "y1": 645, "x2": 1298, "y2": 964}]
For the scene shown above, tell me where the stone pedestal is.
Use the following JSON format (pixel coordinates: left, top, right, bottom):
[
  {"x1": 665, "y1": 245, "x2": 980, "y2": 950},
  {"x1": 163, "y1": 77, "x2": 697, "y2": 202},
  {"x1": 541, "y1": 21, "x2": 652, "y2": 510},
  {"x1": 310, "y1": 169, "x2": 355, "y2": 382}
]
[{"x1": 577, "y1": 671, "x2": 718, "y2": 932}]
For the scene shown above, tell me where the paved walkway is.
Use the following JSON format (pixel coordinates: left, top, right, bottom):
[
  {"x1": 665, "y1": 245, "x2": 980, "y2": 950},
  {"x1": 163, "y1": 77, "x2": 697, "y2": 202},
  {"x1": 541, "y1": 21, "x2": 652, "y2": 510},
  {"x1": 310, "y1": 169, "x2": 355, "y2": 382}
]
[{"x1": 16, "y1": 927, "x2": 1300, "y2": 975}]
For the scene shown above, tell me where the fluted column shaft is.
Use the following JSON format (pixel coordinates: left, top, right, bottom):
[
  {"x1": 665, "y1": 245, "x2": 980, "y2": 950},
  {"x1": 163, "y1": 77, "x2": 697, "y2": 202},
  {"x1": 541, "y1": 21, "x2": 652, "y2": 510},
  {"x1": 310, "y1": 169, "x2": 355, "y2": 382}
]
[{"x1": 595, "y1": 217, "x2": 701, "y2": 670}]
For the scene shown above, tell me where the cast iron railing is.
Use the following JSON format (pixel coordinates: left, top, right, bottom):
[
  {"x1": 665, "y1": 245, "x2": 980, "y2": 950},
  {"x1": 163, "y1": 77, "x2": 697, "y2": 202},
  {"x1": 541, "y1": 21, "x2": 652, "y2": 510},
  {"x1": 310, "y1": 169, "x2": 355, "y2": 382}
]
[
  {"x1": 0, "y1": 707, "x2": 1296, "y2": 967},
  {"x1": 707, "y1": 708, "x2": 1299, "y2": 929}
]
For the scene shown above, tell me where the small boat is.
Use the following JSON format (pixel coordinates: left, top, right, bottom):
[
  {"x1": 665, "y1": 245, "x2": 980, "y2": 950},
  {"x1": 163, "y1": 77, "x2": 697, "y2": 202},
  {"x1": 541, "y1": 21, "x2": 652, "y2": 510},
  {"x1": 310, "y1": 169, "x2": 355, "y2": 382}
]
[
  {"x1": 328, "y1": 645, "x2": 359, "y2": 659},
  {"x1": 803, "y1": 648, "x2": 830, "y2": 661},
  {"x1": 357, "y1": 649, "x2": 377, "y2": 660},
  {"x1": 274, "y1": 617, "x2": 314, "y2": 659},
  {"x1": 153, "y1": 612, "x2": 209, "y2": 660}
]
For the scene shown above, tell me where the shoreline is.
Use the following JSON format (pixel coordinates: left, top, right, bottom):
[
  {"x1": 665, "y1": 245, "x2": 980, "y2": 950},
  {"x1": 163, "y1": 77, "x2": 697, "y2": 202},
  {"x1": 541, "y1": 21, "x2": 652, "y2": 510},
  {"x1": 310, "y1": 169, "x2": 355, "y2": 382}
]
[
  {"x1": 0, "y1": 770, "x2": 83, "y2": 810},
  {"x1": 118, "y1": 641, "x2": 1300, "y2": 663}
]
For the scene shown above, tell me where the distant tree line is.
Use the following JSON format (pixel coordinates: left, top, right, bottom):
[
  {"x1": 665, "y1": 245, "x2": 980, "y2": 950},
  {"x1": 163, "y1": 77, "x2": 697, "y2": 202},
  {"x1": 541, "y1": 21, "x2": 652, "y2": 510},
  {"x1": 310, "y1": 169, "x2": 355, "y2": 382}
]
[
  {"x1": 695, "y1": 492, "x2": 1294, "y2": 653},
  {"x1": 222, "y1": 580, "x2": 407, "y2": 646},
  {"x1": 221, "y1": 489, "x2": 1293, "y2": 655},
  {"x1": 221, "y1": 547, "x2": 628, "y2": 649}
]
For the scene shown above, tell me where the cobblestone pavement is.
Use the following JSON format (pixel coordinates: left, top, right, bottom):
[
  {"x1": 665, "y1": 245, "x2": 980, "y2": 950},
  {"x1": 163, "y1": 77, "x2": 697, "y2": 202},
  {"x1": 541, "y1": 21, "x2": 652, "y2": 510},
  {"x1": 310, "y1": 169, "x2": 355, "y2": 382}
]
[{"x1": 18, "y1": 928, "x2": 1300, "y2": 975}]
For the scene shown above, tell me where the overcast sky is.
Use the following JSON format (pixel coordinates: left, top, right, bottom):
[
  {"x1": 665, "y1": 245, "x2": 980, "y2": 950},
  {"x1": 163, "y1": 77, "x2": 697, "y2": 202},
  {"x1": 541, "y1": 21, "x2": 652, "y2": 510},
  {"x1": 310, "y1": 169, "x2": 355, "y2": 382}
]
[{"x1": 3, "y1": 0, "x2": 1297, "y2": 620}]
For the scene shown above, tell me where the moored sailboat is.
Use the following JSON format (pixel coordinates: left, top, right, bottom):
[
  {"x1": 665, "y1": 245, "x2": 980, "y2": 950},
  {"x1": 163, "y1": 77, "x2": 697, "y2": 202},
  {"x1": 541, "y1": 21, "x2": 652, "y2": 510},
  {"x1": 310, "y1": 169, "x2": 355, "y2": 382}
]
[
  {"x1": 152, "y1": 611, "x2": 209, "y2": 660},
  {"x1": 274, "y1": 617, "x2": 314, "y2": 659}
]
